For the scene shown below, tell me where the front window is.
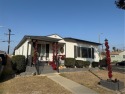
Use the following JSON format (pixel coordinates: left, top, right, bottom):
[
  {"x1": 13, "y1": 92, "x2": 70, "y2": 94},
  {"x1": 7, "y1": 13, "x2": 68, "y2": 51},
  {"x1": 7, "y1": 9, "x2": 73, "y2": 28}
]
[
  {"x1": 123, "y1": 55, "x2": 125, "y2": 58},
  {"x1": 111, "y1": 55, "x2": 115, "y2": 57},
  {"x1": 74, "y1": 46, "x2": 94, "y2": 59}
]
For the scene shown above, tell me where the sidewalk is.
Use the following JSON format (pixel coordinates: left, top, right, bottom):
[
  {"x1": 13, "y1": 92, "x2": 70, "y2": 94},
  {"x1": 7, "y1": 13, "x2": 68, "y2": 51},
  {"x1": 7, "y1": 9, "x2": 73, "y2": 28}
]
[{"x1": 43, "y1": 73, "x2": 98, "y2": 94}]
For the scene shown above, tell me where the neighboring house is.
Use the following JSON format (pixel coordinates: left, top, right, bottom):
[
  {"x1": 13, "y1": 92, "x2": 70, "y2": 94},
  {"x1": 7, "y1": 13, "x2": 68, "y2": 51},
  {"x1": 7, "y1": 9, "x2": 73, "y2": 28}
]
[
  {"x1": 0, "y1": 50, "x2": 6, "y2": 54},
  {"x1": 110, "y1": 51, "x2": 125, "y2": 62},
  {"x1": 14, "y1": 34, "x2": 101, "y2": 65}
]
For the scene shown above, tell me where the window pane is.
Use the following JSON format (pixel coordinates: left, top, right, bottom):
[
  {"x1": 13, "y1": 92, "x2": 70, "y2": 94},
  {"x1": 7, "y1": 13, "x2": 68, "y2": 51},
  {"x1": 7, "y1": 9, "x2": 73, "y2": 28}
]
[
  {"x1": 74, "y1": 46, "x2": 77, "y2": 58},
  {"x1": 46, "y1": 44, "x2": 49, "y2": 57},
  {"x1": 88, "y1": 48, "x2": 91, "y2": 58},
  {"x1": 92, "y1": 48, "x2": 94, "y2": 59},
  {"x1": 111, "y1": 55, "x2": 115, "y2": 57},
  {"x1": 77, "y1": 47, "x2": 80, "y2": 57},
  {"x1": 81, "y1": 47, "x2": 88, "y2": 58},
  {"x1": 123, "y1": 55, "x2": 125, "y2": 58}
]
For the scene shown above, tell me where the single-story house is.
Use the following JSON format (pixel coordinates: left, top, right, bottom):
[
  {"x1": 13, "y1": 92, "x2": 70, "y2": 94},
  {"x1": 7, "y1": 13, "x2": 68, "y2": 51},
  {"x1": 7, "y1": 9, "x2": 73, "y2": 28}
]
[
  {"x1": 110, "y1": 51, "x2": 125, "y2": 62},
  {"x1": 14, "y1": 34, "x2": 101, "y2": 65}
]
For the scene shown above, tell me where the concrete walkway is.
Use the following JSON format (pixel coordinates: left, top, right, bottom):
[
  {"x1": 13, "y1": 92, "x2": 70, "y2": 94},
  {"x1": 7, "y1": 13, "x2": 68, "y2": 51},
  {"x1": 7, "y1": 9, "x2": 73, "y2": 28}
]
[{"x1": 43, "y1": 73, "x2": 98, "y2": 94}]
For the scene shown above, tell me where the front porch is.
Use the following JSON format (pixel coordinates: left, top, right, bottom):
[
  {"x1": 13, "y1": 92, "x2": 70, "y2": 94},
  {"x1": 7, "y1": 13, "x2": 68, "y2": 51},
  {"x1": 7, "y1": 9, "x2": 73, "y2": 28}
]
[{"x1": 26, "y1": 37, "x2": 66, "y2": 74}]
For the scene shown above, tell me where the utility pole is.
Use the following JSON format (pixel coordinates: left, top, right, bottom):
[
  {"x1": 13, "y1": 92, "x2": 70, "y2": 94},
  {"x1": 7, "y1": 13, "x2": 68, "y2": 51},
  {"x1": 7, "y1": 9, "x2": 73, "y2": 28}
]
[
  {"x1": 4, "y1": 29, "x2": 14, "y2": 54},
  {"x1": 98, "y1": 33, "x2": 103, "y2": 60}
]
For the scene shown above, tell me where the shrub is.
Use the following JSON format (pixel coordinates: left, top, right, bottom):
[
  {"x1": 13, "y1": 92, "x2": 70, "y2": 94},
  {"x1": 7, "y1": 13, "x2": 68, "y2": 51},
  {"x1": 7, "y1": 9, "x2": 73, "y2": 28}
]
[
  {"x1": 64, "y1": 58, "x2": 75, "y2": 68},
  {"x1": 99, "y1": 58, "x2": 107, "y2": 67},
  {"x1": 83, "y1": 61, "x2": 90, "y2": 67},
  {"x1": 11, "y1": 55, "x2": 26, "y2": 73},
  {"x1": 75, "y1": 60, "x2": 84, "y2": 68},
  {"x1": 92, "y1": 62, "x2": 99, "y2": 68}
]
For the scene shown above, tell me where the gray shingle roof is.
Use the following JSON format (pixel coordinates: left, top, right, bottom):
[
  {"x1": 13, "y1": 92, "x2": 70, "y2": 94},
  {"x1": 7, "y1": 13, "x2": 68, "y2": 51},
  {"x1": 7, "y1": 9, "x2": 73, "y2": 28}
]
[{"x1": 64, "y1": 37, "x2": 101, "y2": 45}]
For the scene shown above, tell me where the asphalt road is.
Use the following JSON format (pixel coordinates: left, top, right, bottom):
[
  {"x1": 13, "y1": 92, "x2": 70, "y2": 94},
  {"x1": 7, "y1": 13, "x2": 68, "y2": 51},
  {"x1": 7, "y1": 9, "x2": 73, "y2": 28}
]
[{"x1": 112, "y1": 64, "x2": 125, "y2": 74}]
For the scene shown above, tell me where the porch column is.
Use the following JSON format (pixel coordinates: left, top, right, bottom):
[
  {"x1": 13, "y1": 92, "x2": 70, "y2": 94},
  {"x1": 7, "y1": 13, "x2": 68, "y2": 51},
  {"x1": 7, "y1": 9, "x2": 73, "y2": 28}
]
[
  {"x1": 64, "y1": 43, "x2": 66, "y2": 58},
  {"x1": 52, "y1": 42, "x2": 58, "y2": 63},
  {"x1": 26, "y1": 42, "x2": 29, "y2": 65},
  {"x1": 33, "y1": 40, "x2": 38, "y2": 64},
  {"x1": 55, "y1": 42, "x2": 59, "y2": 61},
  {"x1": 30, "y1": 41, "x2": 33, "y2": 66}
]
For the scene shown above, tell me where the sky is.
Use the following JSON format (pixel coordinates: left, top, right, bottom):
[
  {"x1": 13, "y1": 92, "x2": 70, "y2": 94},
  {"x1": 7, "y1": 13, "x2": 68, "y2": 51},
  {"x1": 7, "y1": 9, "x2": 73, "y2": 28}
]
[{"x1": 0, "y1": 0, "x2": 124, "y2": 54}]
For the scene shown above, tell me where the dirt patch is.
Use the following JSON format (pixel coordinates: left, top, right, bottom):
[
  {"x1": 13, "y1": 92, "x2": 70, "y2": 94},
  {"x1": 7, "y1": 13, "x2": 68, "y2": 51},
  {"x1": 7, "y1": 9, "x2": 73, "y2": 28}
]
[
  {"x1": 60, "y1": 70, "x2": 125, "y2": 94},
  {"x1": 0, "y1": 76, "x2": 72, "y2": 94}
]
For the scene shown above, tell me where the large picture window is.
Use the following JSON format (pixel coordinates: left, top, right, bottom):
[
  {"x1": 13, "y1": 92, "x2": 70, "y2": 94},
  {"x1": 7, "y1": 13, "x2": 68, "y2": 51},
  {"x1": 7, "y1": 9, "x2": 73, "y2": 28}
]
[{"x1": 74, "y1": 46, "x2": 94, "y2": 59}]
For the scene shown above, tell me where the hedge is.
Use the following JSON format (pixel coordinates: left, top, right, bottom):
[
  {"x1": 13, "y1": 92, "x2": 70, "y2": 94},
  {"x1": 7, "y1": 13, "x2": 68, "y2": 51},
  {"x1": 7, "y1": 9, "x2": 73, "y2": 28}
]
[
  {"x1": 83, "y1": 61, "x2": 90, "y2": 67},
  {"x1": 99, "y1": 58, "x2": 107, "y2": 67},
  {"x1": 11, "y1": 55, "x2": 26, "y2": 73},
  {"x1": 92, "y1": 62, "x2": 99, "y2": 68},
  {"x1": 75, "y1": 60, "x2": 84, "y2": 68},
  {"x1": 64, "y1": 58, "x2": 75, "y2": 68}
]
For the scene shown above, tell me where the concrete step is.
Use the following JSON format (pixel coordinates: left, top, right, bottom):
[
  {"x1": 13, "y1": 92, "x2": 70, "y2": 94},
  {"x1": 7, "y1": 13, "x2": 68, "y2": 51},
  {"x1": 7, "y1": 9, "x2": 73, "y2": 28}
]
[{"x1": 23, "y1": 65, "x2": 57, "y2": 75}]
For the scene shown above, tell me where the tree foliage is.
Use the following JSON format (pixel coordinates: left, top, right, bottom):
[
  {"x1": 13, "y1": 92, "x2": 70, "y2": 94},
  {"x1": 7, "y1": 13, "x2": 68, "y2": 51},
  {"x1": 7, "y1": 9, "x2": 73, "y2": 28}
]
[{"x1": 115, "y1": 0, "x2": 125, "y2": 10}]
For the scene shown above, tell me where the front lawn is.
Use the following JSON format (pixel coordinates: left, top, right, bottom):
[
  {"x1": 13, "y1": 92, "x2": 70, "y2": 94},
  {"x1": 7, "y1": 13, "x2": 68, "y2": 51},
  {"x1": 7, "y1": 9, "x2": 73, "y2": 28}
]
[
  {"x1": 60, "y1": 70, "x2": 125, "y2": 94},
  {"x1": 0, "y1": 76, "x2": 72, "y2": 94}
]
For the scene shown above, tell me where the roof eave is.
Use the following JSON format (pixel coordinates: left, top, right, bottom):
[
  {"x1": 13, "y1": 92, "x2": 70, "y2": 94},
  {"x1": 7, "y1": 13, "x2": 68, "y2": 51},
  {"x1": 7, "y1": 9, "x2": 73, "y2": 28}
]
[{"x1": 64, "y1": 38, "x2": 102, "y2": 45}]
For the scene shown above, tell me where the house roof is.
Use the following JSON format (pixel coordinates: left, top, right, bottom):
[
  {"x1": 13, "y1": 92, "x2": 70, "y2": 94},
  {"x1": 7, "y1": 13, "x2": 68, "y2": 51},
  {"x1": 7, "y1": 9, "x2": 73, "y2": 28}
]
[
  {"x1": 64, "y1": 37, "x2": 101, "y2": 45},
  {"x1": 15, "y1": 34, "x2": 102, "y2": 50},
  {"x1": 47, "y1": 34, "x2": 63, "y2": 39},
  {"x1": 15, "y1": 35, "x2": 61, "y2": 49},
  {"x1": 110, "y1": 51, "x2": 124, "y2": 55},
  {"x1": 0, "y1": 50, "x2": 6, "y2": 54}
]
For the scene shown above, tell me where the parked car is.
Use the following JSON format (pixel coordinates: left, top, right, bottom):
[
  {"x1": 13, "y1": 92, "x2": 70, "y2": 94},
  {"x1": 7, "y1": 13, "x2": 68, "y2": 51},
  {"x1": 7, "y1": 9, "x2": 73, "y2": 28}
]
[
  {"x1": 0, "y1": 52, "x2": 7, "y2": 76},
  {"x1": 116, "y1": 61, "x2": 125, "y2": 66},
  {"x1": 0, "y1": 53, "x2": 7, "y2": 65}
]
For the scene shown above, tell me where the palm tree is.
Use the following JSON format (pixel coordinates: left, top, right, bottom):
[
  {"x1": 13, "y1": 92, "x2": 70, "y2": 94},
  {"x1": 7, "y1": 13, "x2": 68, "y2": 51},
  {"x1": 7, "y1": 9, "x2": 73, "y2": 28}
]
[
  {"x1": 115, "y1": 0, "x2": 125, "y2": 9},
  {"x1": 112, "y1": 47, "x2": 116, "y2": 52}
]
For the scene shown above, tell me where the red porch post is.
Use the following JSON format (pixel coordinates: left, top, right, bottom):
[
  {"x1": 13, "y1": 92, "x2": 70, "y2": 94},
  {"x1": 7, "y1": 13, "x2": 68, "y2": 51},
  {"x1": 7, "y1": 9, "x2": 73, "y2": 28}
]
[
  {"x1": 105, "y1": 39, "x2": 112, "y2": 79},
  {"x1": 52, "y1": 42, "x2": 58, "y2": 63},
  {"x1": 51, "y1": 42, "x2": 59, "y2": 71},
  {"x1": 33, "y1": 40, "x2": 38, "y2": 64}
]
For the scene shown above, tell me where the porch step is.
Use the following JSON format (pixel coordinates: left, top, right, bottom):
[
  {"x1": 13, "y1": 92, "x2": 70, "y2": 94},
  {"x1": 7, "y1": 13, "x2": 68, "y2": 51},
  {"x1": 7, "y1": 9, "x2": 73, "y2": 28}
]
[
  {"x1": 21, "y1": 65, "x2": 57, "y2": 76},
  {"x1": 26, "y1": 66, "x2": 37, "y2": 73},
  {"x1": 40, "y1": 65, "x2": 57, "y2": 74}
]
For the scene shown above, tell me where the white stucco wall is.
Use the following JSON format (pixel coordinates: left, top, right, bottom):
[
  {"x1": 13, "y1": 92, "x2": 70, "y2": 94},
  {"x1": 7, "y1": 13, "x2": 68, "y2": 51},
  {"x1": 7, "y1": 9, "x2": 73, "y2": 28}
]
[
  {"x1": 14, "y1": 35, "x2": 100, "y2": 62},
  {"x1": 65, "y1": 41, "x2": 100, "y2": 62},
  {"x1": 15, "y1": 40, "x2": 30, "y2": 58},
  {"x1": 111, "y1": 51, "x2": 125, "y2": 62},
  {"x1": 65, "y1": 41, "x2": 76, "y2": 58}
]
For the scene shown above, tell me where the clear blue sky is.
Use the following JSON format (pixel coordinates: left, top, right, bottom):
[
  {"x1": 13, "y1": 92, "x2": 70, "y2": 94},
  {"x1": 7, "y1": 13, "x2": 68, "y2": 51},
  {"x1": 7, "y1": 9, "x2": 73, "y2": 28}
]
[{"x1": 0, "y1": 0, "x2": 124, "y2": 54}]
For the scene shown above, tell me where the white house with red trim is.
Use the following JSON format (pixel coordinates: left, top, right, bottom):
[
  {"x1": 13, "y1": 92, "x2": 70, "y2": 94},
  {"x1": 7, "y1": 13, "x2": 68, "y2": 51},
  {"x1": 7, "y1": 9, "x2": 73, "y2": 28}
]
[{"x1": 14, "y1": 34, "x2": 101, "y2": 66}]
